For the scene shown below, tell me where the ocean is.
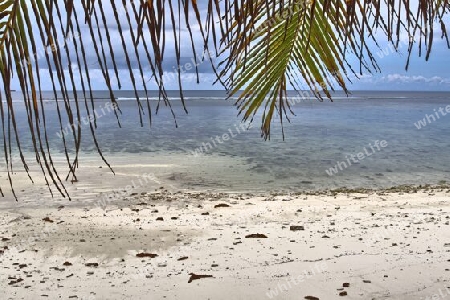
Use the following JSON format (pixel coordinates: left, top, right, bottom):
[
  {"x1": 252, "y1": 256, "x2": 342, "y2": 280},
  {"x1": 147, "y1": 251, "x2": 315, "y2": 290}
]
[{"x1": 2, "y1": 90, "x2": 450, "y2": 196}]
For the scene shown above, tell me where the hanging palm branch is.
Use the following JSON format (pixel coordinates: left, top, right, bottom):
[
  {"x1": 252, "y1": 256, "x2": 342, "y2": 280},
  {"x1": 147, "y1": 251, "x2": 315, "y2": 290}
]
[{"x1": 0, "y1": 0, "x2": 449, "y2": 199}]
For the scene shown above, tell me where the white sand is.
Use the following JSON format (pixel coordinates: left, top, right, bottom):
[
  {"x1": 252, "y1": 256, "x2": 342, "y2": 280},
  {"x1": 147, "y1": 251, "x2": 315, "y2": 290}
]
[{"x1": 1, "y1": 186, "x2": 450, "y2": 300}]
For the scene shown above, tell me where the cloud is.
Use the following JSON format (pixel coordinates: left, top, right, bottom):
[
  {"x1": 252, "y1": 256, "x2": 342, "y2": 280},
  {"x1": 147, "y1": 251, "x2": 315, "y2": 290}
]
[{"x1": 383, "y1": 74, "x2": 450, "y2": 85}]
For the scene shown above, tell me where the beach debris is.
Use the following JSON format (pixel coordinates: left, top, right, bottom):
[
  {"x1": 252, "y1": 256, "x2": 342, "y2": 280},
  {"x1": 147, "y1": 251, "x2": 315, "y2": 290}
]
[
  {"x1": 214, "y1": 203, "x2": 230, "y2": 208},
  {"x1": 339, "y1": 291, "x2": 348, "y2": 296},
  {"x1": 245, "y1": 234, "x2": 268, "y2": 239},
  {"x1": 8, "y1": 278, "x2": 24, "y2": 285},
  {"x1": 304, "y1": 296, "x2": 319, "y2": 300},
  {"x1": 63, "y1": 262, "x2": 73, "y2": 266},
  {"x1": 85, "y1": 263, "x2": 99, "y2": 267},
  {"x1": 343, "y1": 283, "x2": 350, "y2": 287},
  {"x1": 136, "y1": 253, "x2": 158, "y2": 258},
  {"x1": 156, "y1": 217, "x2": 164, "y2": 221},
  {"x1": 42, "y1": 217, "x2": 54, "y2": 223},
  {"x1": 178, "y1": 256, "x2": 188, "y2": 261},
  {"x1": 188, "y1": 273, "x2": 214, "y2": 283},
  {"x1": 201, "y1": 212, "x2": 210, "y2": 215},
  {"x1": 290, "y1": 225, "x2": 305, "y2": 231},
  {"x1": 363, "y1": 280, "x2": 371, "y2": 283}
]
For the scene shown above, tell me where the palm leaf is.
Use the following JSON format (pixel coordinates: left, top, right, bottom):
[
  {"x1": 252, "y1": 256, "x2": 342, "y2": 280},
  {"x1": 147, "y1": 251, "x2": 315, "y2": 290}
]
[
  {"x1": 219, "y1": 0, "x2": 450, "y2": 139},
  {"x1": 0, "y1": 0, "x2": 449, "y2": 199}
]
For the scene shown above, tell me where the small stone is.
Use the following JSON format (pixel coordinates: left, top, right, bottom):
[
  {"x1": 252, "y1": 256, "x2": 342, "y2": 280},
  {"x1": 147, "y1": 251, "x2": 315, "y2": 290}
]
[
  {"x1": 136, "y1": 253, "x2": 158, "y2": 258},
  {"x1": 214, "y1": 203, "x2": 230, "y2": 208},
  {"x1": 290, "y1": 226, "x2": 305, "y2": 231},
  {"x1": 245, "y1": 234, "x2": 268, "y2": 239},
  {"x1": 85, "y1": 263, "x2": 99, "y2": 267}
]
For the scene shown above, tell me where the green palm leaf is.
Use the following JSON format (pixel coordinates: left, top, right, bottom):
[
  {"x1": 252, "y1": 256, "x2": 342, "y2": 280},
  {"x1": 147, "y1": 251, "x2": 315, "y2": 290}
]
[{"x1": 219, "y1": 0, "x2": 450, "y2": 139}]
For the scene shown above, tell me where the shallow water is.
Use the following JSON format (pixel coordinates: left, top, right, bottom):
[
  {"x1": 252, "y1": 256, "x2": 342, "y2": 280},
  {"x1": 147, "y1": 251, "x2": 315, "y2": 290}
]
[{"x1": 3, "y1": 90, "x2": 450, "y2": 194}]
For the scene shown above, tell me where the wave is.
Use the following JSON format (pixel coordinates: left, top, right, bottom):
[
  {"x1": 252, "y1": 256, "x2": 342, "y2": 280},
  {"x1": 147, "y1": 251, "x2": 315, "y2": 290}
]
[{"x1": 115, "y1": 97, "x2": 236, "y2": 101}]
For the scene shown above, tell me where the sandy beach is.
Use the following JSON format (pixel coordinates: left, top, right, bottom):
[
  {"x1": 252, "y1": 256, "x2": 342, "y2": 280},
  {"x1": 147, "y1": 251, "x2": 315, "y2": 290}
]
[{"x1": 1, "y1": 184, "x2": 449, "y2": 300}]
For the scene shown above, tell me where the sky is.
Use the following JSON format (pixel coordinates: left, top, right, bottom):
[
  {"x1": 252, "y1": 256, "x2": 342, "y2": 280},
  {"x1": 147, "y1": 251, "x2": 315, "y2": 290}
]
[
  {"x1": 346, "y1": 37, "x2": 450, "y2": 91},
  {"x1": 11, "y1": 1, "x2": 450, "y2": 92}
]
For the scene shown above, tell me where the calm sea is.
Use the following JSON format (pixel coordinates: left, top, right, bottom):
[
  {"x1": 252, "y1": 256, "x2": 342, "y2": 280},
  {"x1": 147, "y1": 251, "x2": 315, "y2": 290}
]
[{"x1": 3, "y1": 90, "x2": 450, "y2": 194}]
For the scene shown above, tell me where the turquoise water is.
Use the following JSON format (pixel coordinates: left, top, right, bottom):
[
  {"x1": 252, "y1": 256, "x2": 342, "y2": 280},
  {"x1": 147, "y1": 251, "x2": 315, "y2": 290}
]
[{"x1": 3, "y1": 90, "x2": 450, "y2": 193}]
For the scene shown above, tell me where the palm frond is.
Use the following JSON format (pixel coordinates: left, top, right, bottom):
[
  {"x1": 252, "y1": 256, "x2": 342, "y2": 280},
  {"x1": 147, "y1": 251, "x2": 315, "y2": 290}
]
[
  {"x1": 217, "y1": 0, "x2": 450, "y2": 139},
  {"x1": 0, "y1": 0, "x2": 449, "y2": 199}
]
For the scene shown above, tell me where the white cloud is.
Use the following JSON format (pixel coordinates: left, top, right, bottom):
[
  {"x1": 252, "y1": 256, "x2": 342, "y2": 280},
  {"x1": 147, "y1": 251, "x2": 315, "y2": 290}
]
[{"x1": 383, "y1": 74, "x2": 450, "y2": 85}]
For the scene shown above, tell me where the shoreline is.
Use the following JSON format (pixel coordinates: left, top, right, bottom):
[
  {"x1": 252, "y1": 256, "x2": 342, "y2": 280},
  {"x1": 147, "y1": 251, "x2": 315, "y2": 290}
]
[{"x1": 1, "y1": 180, "x2": 450, "y2": 209}]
